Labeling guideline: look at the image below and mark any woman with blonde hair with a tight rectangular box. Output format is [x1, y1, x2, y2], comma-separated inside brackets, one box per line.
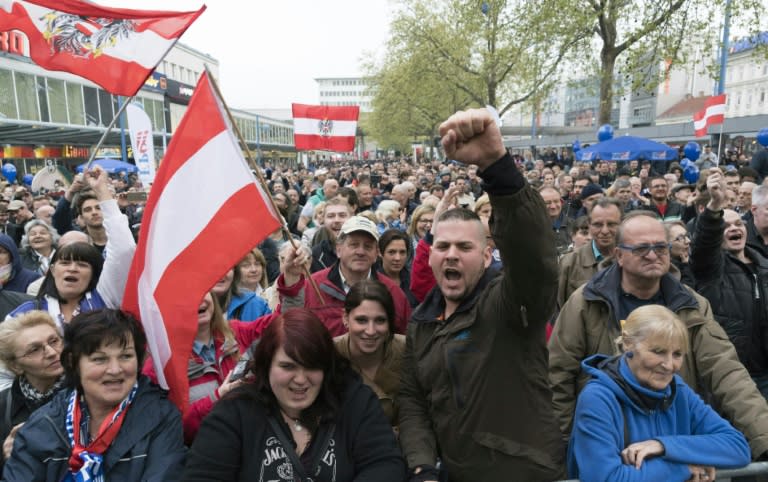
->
[375, 200, 405, 234]
[474, 193, 491, 218]
[0, 311, 65, 469]
[407, 204, 435, 253]
[235, 248, 269, 299]
[301, 201, 327, 249]
[568, 305, 750, 481]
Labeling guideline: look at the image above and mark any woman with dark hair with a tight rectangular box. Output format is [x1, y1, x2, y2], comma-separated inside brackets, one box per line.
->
[212, 266, 271, 322]
[9, 167, 135, 326]
[144, 291, 273, 444]
[3, 309, 186, 481]
[334, 280, 405, 426]
[377, 229, 418, 307]
[181, 308, 406, 482]
[0, 311, 65, 470]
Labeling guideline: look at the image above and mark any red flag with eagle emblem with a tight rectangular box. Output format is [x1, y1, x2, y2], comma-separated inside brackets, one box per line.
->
[0, 0, 205, 96]
[292, 103, 359, 152]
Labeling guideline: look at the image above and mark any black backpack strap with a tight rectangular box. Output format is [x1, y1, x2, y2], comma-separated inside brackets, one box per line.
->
[4, 386, 13, 430]
[622, 402, 630, 449]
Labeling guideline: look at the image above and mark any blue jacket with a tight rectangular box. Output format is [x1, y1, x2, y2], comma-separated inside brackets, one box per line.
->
[2, 376, 186, 482]
[568, 354, 750, 482]
[226, 291, 271, 322]
[0, 234, 40, 294]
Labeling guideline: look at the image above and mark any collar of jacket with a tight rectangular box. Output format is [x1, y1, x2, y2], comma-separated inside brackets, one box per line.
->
[583, 263, 700, 327]
[411, 268, 497, 324]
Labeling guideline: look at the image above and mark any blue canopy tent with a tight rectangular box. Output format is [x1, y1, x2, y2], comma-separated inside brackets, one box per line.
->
[575, 135, 678, 162]
[76, 158, 138, 174]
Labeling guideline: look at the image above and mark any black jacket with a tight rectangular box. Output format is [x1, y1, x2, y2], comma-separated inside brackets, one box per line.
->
[3, 376, 186, 482]
[747, 215, 768, 259]
[181, 372, 406, 482]
[691, 208, 768, 375]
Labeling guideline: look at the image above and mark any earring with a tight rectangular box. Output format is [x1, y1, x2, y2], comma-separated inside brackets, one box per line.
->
[625, 351, 634, 359]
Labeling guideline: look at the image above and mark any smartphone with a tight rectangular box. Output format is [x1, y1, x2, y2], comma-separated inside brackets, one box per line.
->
[125, 191, 148, 202]
[229, 357, 249, 382]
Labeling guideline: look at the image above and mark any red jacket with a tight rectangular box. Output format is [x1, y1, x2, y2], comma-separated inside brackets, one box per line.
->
[410, 237, 436, 304]
[143, 314, 275, 444]
[277, 264, 412, 336]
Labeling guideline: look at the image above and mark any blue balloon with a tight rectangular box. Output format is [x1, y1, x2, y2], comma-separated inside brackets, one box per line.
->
[680, 157, 692, 169]
[573, 140, 581, 152]
[22, 174, 33, 186]
[1, 163, 17, 184]
[683, 142, 701, 162]
[597, 124, 614, 142]
[683, 164, 700, 184]
[758, 128, 768, 147]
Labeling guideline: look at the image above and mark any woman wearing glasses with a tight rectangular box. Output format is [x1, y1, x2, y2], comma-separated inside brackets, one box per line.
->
[0, 311, 65, 470]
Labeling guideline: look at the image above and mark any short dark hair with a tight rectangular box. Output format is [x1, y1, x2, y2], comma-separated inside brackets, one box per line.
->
[61, 309, 147, 391]
[438, 207, 480, 224]
[74, 191, 98, 217]
[378, 229, 411, 258]
[39, 242, 103, 302]
[337, 187, 359, 209]
[589, 198, 623, 220]
[569, 215, 590, 236]
[239, 309, 350, 429]
[344, 280, 396, 336]
[648, 175, 667, 187]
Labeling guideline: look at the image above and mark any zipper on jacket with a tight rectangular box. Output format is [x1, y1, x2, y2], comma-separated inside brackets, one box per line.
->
[754, 274, 761, 300]
[521, 305, 528, 328]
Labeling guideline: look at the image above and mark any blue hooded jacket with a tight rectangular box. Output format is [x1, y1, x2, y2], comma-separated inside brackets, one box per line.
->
[226, 291, 271, 322]
[0, 233, 40, 294]
[568, 354, 750, 482]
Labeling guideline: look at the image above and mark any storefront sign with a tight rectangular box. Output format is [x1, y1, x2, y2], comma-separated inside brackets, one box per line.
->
[0, 30, 29, 57]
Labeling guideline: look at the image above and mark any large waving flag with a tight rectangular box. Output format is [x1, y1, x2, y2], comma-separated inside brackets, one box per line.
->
[693, 94, 727, 138]
[292, 103, 359, 152]
[122, 71, 281, 412]
[0, 0, 205, 96]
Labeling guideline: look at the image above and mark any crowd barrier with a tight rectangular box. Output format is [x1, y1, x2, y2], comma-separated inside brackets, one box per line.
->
[557, 461, 768, 481]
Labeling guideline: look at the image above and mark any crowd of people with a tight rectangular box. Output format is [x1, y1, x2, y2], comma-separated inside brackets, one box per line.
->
[0, 109, 766, 481]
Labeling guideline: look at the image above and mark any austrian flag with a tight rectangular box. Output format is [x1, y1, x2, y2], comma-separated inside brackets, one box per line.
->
[693, 94, 727, 138]
[292, 103, 359, 152]
[0, 0, 205, 96]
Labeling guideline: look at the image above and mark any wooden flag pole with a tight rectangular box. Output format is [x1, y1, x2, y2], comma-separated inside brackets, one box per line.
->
[202, 66, 324, 304]
[82, 94, 137, 172]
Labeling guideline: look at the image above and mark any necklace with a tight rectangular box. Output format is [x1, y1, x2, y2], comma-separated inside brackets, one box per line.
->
[281, 409, 303, 432]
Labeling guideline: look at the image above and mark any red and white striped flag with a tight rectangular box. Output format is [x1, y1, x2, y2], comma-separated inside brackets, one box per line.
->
[0, 0, 204, 96]
[292, 103, 359, 152]
[122, 71, 281, 412]
[693, 94, 727, 138]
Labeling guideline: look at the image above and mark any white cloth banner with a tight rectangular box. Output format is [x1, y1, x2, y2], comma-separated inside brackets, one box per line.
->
[127, 103, 156, 186]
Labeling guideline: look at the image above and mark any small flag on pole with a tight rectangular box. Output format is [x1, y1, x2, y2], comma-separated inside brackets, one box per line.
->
[0, 0, 205, 96]
[122, 71, 281, 413]
[292, 103, 359, 152]
[693, 94, 727, 138]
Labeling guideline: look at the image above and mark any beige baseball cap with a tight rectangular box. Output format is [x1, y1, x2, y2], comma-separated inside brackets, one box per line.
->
[339, 215, 379, 241]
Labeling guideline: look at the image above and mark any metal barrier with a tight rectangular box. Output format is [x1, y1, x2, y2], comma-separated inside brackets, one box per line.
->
[558, 461, 768, 481]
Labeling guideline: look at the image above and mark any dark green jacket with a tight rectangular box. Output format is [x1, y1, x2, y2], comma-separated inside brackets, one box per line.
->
[398, 155, 565, 481]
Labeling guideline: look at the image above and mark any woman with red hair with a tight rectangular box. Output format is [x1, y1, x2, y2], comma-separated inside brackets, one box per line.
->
[181, 308, 406, 482]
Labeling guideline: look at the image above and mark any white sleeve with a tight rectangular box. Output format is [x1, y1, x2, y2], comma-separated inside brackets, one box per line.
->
[96, 199, 136, 308]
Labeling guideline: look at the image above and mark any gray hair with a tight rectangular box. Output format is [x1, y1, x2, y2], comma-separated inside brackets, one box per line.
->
[752, 185, 768, 208]
[20, 219, 60, 250]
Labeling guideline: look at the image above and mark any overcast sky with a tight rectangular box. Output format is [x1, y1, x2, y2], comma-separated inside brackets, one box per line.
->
[100, 0, 393, 109]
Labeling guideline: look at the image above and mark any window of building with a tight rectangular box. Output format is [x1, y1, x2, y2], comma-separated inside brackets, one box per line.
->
[14, 71, 39, 121]
[0, 69, 16, 119]
[47, 78, 68, 124]
[761, 91, 766, 104]
[66, 82, 84, 125]
[97, 89, 113, 126]
[83, 86, 100, 126]
[35, 76, 49, 122]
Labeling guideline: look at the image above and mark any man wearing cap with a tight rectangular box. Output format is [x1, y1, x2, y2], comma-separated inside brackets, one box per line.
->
[576, 183, 604, 217]
[279, 214, 412, 337]
[5, 200, 34, 247]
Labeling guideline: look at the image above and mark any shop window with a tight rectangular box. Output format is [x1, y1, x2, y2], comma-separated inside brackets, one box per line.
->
[66, 82, 85, 125]
[47, 78, 67, 124]
[14, 71, 39, 121]
[98, 89, 113, 126]
[0, 69, 16, 119]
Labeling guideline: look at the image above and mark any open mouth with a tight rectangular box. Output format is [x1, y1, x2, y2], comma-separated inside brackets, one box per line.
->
[102, 379, 124, 388]
[63, 276, 79, 283]
[444, 268, 461, 281]
[727, 232, 744, 242]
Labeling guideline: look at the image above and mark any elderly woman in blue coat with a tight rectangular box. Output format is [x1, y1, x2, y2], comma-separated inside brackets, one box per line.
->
[568, 304, 750, 482]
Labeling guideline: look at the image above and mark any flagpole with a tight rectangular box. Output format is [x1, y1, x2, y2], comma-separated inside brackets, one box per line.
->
[716, 122, 725, 165]
[83, 94, 137, 172]
[202, 66, 325, 304]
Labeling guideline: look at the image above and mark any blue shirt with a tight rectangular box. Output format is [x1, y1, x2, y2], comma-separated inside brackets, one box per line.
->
[591, 240, 604, 262]
[192, 339, 216, 364]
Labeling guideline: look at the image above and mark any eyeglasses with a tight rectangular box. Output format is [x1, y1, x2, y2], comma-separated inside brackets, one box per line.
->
[673, 234, 690, 243]
[418, 219, 433, 225]
[618, 242, 671, 257]
[17, 336, 62, 360]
